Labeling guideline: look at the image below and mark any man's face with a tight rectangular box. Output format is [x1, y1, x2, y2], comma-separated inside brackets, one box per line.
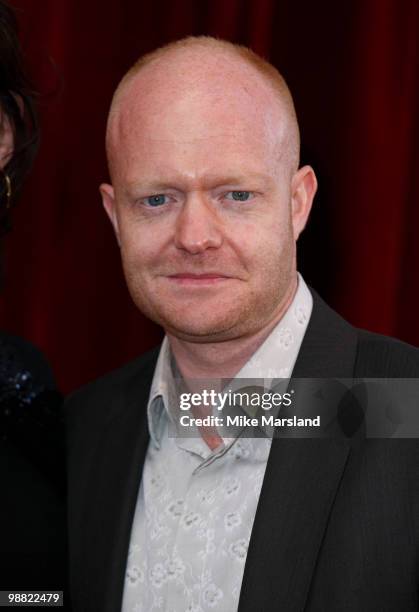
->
[102, 64, 315, 343]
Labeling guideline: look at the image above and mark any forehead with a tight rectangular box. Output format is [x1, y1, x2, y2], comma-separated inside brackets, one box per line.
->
[107, 51, 288, 182]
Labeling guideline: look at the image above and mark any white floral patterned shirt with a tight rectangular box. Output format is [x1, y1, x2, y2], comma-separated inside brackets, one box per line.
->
[121, 274, 312, 612]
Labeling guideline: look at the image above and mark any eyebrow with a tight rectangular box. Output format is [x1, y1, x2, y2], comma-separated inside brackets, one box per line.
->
[124, 173, 271, 196]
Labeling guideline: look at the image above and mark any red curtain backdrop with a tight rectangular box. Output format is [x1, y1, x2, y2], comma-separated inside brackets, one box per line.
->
[0, 0, 418, 393]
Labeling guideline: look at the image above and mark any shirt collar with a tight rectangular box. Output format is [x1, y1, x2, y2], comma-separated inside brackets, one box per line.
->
[234, 272, 312, 380]
[147, 273, 313, 447]
[147, 336, 173, 448]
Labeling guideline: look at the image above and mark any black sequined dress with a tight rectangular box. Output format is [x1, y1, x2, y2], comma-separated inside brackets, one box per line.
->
[0, 332, 68, 599]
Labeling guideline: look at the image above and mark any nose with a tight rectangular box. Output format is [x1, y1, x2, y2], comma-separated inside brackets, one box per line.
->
[174, 193, 223, 254]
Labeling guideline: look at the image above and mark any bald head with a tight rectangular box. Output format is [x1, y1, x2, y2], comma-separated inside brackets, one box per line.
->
[106, 36, 300, 180]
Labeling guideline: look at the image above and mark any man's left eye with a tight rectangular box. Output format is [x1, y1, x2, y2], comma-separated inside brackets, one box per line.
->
[225, 191, 253, 202]
[144, 194, 169, 207]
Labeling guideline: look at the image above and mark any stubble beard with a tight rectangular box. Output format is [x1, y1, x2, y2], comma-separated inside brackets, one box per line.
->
[122, 245, 295, 344]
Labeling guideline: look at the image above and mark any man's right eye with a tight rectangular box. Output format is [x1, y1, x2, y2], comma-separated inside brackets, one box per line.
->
[143, 194, 169, 207]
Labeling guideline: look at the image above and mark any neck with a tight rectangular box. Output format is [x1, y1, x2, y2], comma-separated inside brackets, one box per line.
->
[168, 276, 298, 380]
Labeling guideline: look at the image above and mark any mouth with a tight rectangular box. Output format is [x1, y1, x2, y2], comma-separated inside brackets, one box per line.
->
[166, 273, 232, 286]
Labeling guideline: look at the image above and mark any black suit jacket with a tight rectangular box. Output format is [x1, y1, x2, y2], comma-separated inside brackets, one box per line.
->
[65, 291, 419, 611]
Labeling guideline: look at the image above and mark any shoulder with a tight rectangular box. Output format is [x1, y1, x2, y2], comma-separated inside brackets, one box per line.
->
[66, 344, 160, 401]
[0, 331, 60, 430]
[64, 344, 160, 427]
[0, 333, 64, 484]
[354, 328, 419, 377]
[64, 345, 159, 466]
[0, 331, 55, 388]
[307, 288, 419, 377]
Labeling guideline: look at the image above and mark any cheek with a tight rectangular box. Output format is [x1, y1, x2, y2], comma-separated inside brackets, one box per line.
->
[231, 214, 292, 268]
[118, 219, 164, 266]
[118, 206, 176, 251]
[117, 233, 150, 287]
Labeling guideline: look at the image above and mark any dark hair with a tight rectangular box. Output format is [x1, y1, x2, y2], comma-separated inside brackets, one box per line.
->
[0, 0, 39, 235]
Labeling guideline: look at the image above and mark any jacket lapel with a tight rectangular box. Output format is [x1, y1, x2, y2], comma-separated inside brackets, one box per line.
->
[238, 291, 358, 612]
[80, 353, 157, 612]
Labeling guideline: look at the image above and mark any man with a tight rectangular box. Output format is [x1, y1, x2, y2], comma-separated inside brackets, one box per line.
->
[65, 37, 419, 612]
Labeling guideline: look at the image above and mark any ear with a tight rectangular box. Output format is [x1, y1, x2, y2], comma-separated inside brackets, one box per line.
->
[100, 183, 121, 247]
[290, 165, 318, 240]
[0, 113, 14, 168]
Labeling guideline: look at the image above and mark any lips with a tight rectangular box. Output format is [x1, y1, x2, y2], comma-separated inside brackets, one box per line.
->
[166, 272, 231, 285]
[169, 273, 229, 279]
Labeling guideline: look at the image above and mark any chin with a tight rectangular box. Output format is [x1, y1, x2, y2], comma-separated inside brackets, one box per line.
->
[167, 319, 236, 341]
[148, 307, 242, 341]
